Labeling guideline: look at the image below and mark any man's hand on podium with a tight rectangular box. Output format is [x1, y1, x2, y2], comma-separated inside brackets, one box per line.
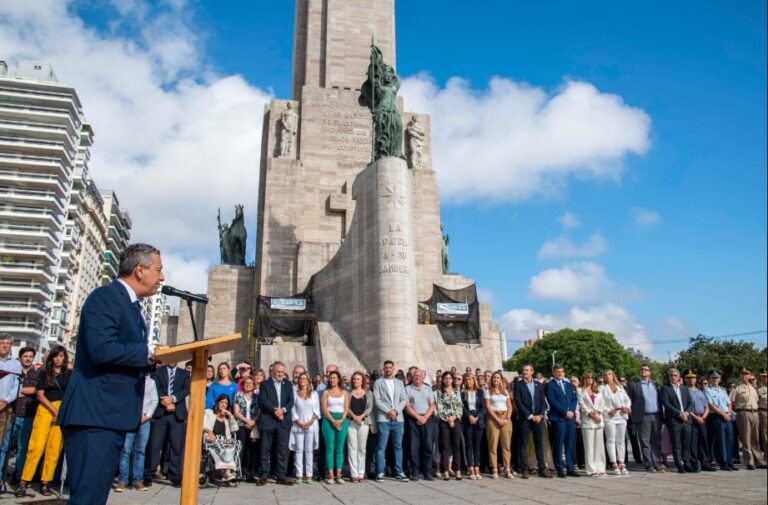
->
[148, 345, 168, 366]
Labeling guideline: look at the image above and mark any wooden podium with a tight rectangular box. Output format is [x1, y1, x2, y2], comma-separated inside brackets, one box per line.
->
[155, 333, 241, 505]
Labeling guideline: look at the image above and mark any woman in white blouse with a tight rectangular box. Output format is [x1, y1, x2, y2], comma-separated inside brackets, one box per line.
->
[290, 373, 320, 483]
[577, 372, 606, 477]
[203, 395, 240, 482]
[600, 369, 632, 475]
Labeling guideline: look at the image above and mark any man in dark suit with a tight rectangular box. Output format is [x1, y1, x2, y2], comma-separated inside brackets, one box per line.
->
[545, 364, 580, 478]
[58, 244, 164, 505]
[627, 363, 664, 472]
[514, 364, 554, 478]
[146, 362, 190, 486]
[660, 368, 695, 473]
[256, 361, 295, 486]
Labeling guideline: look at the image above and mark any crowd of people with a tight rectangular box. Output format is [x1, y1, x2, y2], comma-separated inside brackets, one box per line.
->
[0, 335, 766, 496]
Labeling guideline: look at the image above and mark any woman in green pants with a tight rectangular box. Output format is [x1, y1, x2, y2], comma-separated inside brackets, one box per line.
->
[321, 371, 350, 484]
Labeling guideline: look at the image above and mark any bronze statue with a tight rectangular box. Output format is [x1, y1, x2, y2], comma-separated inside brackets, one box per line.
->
[217, 205, 247, 265]
[441, 223, 450, 274]
[360, 42, 405, 161]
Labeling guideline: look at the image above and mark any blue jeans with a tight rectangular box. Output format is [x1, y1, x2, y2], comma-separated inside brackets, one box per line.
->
[117, 421, 151, 484]
[0, 415, 34, 481]
[376, 421, 404, 475]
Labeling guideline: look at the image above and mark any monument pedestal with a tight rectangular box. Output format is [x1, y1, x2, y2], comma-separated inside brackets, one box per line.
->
[201, 265, 254, 363]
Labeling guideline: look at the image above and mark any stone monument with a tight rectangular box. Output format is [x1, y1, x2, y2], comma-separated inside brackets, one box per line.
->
[192, 0, 503, 373]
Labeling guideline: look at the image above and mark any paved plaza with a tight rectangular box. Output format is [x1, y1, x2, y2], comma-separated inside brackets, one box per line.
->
[12, 466, 766, 505]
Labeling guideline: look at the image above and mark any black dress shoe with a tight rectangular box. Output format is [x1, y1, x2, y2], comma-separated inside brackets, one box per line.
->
[701, 466, 718, 471]
[729, 465, 739, 471]
[677, 466, 685, 474]
[557, 471, 566, 478]
[276, 478, 294, 486]
[566, 470, 581, 477]
[684, 465, 696, 473]
[521, 471, 530, 479]
[171, 481, 182, 488]
[424, 474, 434, 481]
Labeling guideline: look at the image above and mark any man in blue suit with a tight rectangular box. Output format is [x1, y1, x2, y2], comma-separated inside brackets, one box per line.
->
[545, 364, 580, 478]
[513, 364, 554, 478]
[58, 244, 164, 505]
[256, 361, 295, 486]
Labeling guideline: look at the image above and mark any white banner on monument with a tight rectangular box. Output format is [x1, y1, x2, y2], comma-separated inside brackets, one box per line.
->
[270, 298, 307, 311]
[436, 302, 469, 315]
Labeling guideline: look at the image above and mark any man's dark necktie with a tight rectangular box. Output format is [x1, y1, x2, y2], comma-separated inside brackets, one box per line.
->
[133, 301, 147, 341]
[169, 367, 175, 398]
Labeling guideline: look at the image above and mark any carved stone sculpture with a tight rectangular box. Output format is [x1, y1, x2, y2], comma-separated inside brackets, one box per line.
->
[441, 223, 450, 274]
[360, 43, 405, 161]
[407, 116, 425, 169]
[218, 205, 247, 265]
[278, 102, 298, 158]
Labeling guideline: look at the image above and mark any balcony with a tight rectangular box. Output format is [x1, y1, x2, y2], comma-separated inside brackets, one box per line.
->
[0, 153, 71, 179]
[0, 102, 79, 133]
[0, 299, 47, 317]
[0, 242, 56, 264]
[0, 186, 66, 213]
[0, 319, 46, 340]
[0, 260, 55, 282]
[0, 204, 63, 229]
[0, 278, 53, 299]
[0, 167, 69, 197]
[0, 119, 77, 152]
[0, 135, 75, 164]
[0, 222, 58, 246]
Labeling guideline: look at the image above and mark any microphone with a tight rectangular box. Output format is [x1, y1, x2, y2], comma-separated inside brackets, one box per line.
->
[161, 285, 209, 305]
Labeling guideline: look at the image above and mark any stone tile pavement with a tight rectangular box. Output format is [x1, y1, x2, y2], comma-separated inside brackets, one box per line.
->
[10, 465, 766, 505]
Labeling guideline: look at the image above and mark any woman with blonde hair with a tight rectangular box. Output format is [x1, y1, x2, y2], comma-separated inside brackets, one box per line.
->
[485, 371, 514, 479]
[577, 371, 606, 477]
[290, 372, 320, 483]
[601, 369, 631, 475]
[347, 371, 374, 482]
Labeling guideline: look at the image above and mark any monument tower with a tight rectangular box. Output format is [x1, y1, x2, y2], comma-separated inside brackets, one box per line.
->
[247, 0, 504, 373]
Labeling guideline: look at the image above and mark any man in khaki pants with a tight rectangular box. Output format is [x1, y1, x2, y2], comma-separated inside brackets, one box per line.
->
[730, 367, 766, 469]
[758, 369, 767, 454]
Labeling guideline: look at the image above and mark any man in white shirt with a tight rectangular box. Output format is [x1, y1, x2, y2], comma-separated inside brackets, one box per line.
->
[115, 374, 159, 491]
[0, 335, 22, 454]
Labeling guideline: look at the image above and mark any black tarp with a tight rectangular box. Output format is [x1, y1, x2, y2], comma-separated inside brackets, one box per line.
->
[255, 292, 314, 344]
[421, 283, 480, 345]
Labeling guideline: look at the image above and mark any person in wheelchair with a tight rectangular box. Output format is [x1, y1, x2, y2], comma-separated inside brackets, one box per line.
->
[203, 394, 241, 483]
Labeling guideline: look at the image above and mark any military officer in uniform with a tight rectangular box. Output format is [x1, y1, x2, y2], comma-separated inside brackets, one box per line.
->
[730, 367, 766, 469]
[758, 369, 767, 453]
[684, 370, 717, 471]
[705, 371, 737, 471]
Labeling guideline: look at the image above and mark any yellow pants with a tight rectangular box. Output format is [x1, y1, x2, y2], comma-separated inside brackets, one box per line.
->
[22, 401, 63, 482]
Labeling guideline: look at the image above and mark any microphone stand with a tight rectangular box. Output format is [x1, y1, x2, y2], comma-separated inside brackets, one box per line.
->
[187, 299, 200, 342]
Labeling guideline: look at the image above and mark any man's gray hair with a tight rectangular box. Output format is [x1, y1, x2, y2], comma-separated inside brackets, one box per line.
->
[118, 243, 160, 277]
[0, 333, 12, 342]
[668, 368, 680, 377]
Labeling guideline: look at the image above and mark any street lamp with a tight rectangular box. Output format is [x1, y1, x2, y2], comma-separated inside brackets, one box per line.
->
[551, 350, 558, 368]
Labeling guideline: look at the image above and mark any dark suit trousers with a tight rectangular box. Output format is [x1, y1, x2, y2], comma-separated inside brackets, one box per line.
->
[690, 419, 709, 467]
[148, 413, 185, 482]
[260, 427, 290, 480]
[667, 420, 692, 469]
[550, 419, 576, 472]
[462, 421, 483, 468]
[406, 416, 434, 477]
[517, 419, 545, 471]
[62, 426, 125, 505]
[637, 413, 662, 469]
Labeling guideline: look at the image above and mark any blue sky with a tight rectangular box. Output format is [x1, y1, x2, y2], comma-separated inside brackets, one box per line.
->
[3, 0, 764, 359]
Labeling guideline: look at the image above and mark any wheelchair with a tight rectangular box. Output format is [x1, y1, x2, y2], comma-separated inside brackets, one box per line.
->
[199, 436, 241, 488]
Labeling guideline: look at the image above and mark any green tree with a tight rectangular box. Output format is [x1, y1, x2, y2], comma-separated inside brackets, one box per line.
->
[675, 335, 767, 386]
[503, 328, 643, 380]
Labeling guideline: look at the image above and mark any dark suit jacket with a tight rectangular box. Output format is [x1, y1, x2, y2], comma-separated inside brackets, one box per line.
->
[257, 378, 294, 430]
[152, 366, 190, 421]
[660, 384, 693, 425]
[545, 379, 578, 422]
[514, 379, 547, 420]
[627, 379, 663, 424]
[461, 389, 486, 429]
[58, 281, 149, 431]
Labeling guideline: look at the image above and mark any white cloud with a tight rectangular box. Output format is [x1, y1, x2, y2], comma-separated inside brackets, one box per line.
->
[499, 303, 652, 353]
[630, 207, 661, 226]
[559, 212, 581, 229]
[0, 0, 271, 289]
[400, 74, 651, 202]
[538, 232, 608, 259]
[662, 316, 691, 337]
[528, 262, 614, 303]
